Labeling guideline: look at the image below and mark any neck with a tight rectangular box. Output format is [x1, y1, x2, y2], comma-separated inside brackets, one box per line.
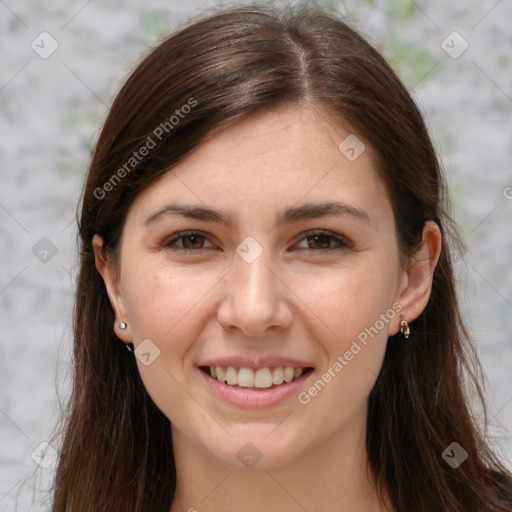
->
[168, 405, 394, 512]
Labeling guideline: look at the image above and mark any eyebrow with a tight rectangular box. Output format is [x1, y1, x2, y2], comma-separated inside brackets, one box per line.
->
[144, 201, 372, 228]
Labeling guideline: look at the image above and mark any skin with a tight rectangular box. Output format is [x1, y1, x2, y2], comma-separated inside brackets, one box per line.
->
[93, 104, 441, 512]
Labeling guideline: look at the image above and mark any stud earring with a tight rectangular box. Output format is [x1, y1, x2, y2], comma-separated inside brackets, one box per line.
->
[400, 316, 410, 339]
[116, 323, 133, 353]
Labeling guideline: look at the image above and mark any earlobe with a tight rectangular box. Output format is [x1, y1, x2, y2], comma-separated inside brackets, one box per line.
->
[393, 221, 442, 332]
[92, 234, 132, 343]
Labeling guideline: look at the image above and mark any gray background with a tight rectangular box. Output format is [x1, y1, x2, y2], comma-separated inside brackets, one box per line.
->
[0, 0, 511, 509]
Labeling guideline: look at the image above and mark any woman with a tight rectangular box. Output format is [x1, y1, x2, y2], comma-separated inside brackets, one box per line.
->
[47, 2, 512, 511]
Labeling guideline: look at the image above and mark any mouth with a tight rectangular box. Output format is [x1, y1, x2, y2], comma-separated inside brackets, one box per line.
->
[199, 365, 315, 390]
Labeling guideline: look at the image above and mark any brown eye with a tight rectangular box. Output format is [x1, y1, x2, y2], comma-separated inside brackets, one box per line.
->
[295, 230, 350, 252]
[306, 233, 331, 250]
[179, 234, 206, 249]
[164, 231, 215, 252]
[163, 229, 349, 255]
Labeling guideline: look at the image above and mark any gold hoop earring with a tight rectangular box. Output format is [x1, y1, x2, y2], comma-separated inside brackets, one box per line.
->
[400, 316, 410, 339]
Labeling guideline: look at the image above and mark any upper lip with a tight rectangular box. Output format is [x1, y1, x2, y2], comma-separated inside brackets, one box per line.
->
[199, 356, 315, 370]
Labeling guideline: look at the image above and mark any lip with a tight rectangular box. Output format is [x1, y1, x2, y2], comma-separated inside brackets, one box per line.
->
[198, 366, 314, 409]
[199, 356, 314, 370]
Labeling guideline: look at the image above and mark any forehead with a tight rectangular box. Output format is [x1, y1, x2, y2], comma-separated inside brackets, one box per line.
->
[128, 105, 390, 227]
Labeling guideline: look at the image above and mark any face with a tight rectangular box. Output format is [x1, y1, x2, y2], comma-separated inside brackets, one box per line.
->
[96, 105, 419, 469]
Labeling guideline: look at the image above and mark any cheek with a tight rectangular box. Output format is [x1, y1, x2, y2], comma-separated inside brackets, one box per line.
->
[293, 255, 399, 418]
[291, 255, 398, 404]
[292, 257, 399, 349]
[123, 263, 213, 339]
[120, 259, 220, 421]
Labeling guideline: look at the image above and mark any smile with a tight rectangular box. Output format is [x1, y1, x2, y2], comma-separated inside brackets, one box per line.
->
[198, 364, 315, 408]
[199, 365, 314, 389]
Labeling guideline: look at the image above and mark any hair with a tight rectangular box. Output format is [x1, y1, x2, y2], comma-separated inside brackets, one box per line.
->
[40, 2, 512, 511]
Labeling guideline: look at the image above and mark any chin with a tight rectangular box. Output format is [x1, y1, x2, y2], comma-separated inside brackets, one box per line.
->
[206, 430, 305, 470]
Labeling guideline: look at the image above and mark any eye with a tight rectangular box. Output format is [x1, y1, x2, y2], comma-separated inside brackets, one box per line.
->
[164, 229, 350, 255]
[293, 230, 350, 253]
[163, 231, 215, 253]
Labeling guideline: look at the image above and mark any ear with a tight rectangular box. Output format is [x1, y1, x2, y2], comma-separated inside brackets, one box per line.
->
[391, 220, 442, 335]
[92, 234, 133, 343]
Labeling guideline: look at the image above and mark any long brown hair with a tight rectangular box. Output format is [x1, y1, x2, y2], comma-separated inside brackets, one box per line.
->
[42, 2, 512, 511]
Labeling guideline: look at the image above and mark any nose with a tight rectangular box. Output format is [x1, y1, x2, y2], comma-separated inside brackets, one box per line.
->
[216, 248, 293, 336]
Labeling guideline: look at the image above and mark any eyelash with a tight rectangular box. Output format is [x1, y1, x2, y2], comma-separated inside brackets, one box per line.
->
[163, 229, 350, 254]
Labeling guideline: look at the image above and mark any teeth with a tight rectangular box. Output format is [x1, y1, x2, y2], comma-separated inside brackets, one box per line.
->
[207, 365, 308, 388]
[216, 366, 226, 383]
[272, 366, 284, 385]
[225, 366, 238, 385]
[284, 367, 295, 383]
[237, 367, 255, 387]
[254, 368, 273, 388]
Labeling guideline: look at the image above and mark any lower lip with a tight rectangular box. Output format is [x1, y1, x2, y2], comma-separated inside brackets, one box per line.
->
[198, 368, 313, 408]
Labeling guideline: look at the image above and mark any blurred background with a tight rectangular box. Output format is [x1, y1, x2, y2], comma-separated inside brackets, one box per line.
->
[0, 0, 511, 509]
